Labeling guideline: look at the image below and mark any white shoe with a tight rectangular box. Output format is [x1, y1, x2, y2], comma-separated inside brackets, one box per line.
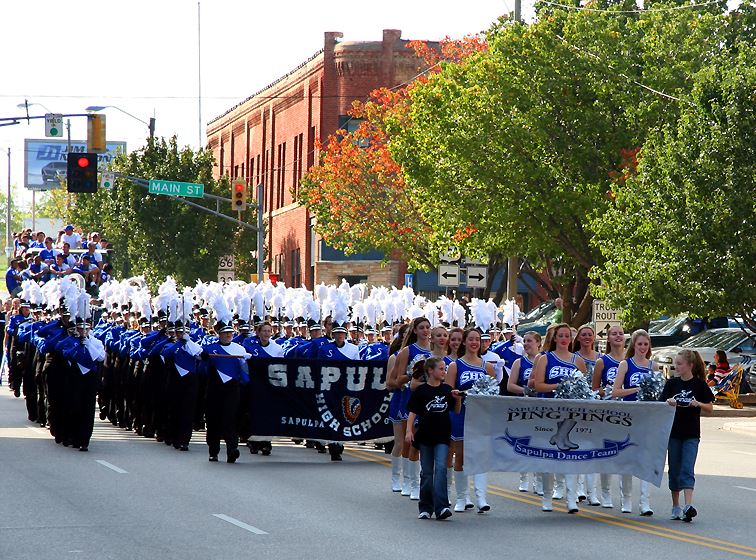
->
[408, 460, 420, 500]
[453, 471, 469, 512]
[518, 473, 529, 492]
[553, 489, 564, 500]
[410, 487, 420, 500]
[670, 506, 683, 520]
[391, 456, 402, 492]
[400, 458, 411, 496]
[418, 511, 431, 519]
[588, 492, 600, 506]
[640, 507, 654, 517]
[542, 499, 553, 512]
[474, 473, 490, 513]
[454, 498, 467, 512]
[567, 500, 579, 514]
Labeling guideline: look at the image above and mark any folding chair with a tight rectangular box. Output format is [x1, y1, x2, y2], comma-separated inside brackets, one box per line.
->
[711, 365, 744, 409]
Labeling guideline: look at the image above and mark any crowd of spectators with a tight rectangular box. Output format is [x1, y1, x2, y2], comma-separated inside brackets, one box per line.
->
[5, 225, 112, 297]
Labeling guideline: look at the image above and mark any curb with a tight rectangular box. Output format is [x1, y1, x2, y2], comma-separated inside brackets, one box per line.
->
[711, 405, 756, 418]
[721, 421, 756, 437]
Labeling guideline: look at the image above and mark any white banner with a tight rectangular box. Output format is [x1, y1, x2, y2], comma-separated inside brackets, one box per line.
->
[463, 395, 675, 486]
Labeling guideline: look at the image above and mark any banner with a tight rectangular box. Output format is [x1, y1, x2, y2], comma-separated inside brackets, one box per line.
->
[463, 396, 675, 486]
[247, 358, 393, 441]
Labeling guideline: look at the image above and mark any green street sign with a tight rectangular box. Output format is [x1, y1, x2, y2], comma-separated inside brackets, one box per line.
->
[148, 179, 205, 198]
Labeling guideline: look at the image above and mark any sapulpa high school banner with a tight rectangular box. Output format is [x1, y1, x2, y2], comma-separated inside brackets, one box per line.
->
[463, 396, 676, 486]
[247, 358, 393, 441]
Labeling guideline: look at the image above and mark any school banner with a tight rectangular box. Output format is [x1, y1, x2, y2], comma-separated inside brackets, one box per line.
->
[463, 396, 675, 486]
[247, 358, 393, 441]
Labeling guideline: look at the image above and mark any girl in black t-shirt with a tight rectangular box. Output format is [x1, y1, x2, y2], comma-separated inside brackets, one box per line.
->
[661, 349, 714, 523]
[406, 357, 462, 520]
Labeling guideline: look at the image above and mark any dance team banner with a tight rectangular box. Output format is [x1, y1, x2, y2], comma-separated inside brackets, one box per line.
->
[463, 396, 675, 486]
[247, 358, 393, 441]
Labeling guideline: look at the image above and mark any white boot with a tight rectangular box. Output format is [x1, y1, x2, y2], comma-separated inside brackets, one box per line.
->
[400, 457, 411, 496]
[474, 473, 490, 513]
[586, 474, 600, 506]
[390, 456, 402, 492]
[620, 475, 633, 513]
[453, 471, 469, 512]
[409, 460, 420, 500]
[541, 473, 554, 511]
[577, 474, 587, 501]
[639, 480, 653, 516]
[534, 473, 544, 496]
[565, 474, 579, 513]
[518, 472, 529, 492]
[553, 474, 565, 500]
[600, 474, 613, 508]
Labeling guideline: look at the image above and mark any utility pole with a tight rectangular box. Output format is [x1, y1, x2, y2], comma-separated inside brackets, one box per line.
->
[515, 0, 521, 22]
[197, 1, 203, 151]
[6, 147, 11, 265]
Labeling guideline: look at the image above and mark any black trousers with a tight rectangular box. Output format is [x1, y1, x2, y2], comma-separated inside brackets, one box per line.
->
[70, 369, 98, 448]
[166, 369, 198, 447]
[22, 350, 39, 422]
[205, 376, 240, 458]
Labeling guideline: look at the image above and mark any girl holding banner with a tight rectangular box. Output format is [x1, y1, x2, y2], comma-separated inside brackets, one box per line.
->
[532, 323, 587, 513]
[612, 329, 657, 516]
[387, 324, 411, 493]
[446, 329, 496, 513]
[572, 325, 601, 506]
[592, 324, 626, 508]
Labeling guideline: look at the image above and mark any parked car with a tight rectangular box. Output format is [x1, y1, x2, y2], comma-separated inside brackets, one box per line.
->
[517, 301, 558, 337]
[652, 328, 756, 378]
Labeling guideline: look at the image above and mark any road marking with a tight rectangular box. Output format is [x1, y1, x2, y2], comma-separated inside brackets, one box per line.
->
[736, 486, 756, 492]
[344, 448, 756, 557]
[731, 450, 756, 457]
[27, 426, 47, 435]
[95, 460, 128, 474]
[212, 514, 268, 535]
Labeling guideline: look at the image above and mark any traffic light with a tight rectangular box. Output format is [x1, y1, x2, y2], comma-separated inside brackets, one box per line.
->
[87, 114, 106, 153]
[67, 153, 98, 193]
[232, 178, 247, 211]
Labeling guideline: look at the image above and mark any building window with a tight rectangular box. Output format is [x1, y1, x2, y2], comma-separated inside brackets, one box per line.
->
[276, 142, 286, 209]
[233, 165, 239, 178]
[291, 247, 301, 288]
[248, 157, 254, 183]
[292, 132, 304, 200]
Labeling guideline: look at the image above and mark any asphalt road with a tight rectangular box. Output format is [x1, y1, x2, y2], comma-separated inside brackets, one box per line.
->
[1, 389, 755, 560]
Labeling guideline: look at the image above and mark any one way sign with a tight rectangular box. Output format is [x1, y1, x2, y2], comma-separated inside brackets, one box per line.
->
[466, 265, 487, 289]
[438, 264, 460, 287]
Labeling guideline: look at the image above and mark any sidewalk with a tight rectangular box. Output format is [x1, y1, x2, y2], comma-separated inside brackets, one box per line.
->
[711, 402, 756, 418]
[721, 420, 756, 438]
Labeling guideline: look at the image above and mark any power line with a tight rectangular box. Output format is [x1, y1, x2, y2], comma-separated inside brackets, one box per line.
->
[538, 0, 723, 13]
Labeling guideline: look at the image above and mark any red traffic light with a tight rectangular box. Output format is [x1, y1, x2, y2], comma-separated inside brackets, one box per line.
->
[77, 156, 91, 168]
[234, 183, 244, 193]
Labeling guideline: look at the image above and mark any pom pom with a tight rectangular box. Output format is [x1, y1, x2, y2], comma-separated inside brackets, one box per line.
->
[637, 372, 665, 401]
[466, 375, 500, 396]
[554, 371, 598, 400]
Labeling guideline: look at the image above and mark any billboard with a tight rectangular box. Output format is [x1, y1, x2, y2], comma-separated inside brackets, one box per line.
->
[24, 139, 127, 190]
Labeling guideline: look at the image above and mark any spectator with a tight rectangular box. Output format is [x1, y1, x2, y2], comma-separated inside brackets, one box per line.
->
[28, 254, 48, 282]
[82, 232, 103, 250]
[712, 350, 730, 384]
[30, 231, 46, 249]
[38, 237, 60, 265]
[56, 229, 65, 246]
[14, 232, 31, 258]
[73, 254, 100, 288]
[60, 225, 82, 249]
[100, 262, 113, 283]
[84, 242, 101, 266]
[60, 242, 77, 267]
[552, 297, 564, 324]
[50, 254, 72, 278]
[5, 259, 23, 297]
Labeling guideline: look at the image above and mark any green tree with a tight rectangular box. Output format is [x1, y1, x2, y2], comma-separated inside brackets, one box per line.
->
[72, 137, 258, 288]
[592, 43, 756, 330]
[0, 189, 30, 254]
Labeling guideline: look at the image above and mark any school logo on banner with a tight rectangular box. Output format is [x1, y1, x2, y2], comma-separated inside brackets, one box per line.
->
[342, 396, 362, 424]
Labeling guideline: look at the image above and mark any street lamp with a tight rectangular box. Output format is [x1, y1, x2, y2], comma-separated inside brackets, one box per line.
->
[17, 100, 53, 113]
[85, 105, 155, 138]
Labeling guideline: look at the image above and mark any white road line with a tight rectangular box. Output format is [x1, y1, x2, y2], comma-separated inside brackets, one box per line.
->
[95, 460, 128, 474]
[731, 450, 756, 457]
[27, 426, 47, 435]
[212, 514, 268, 535]
[735, 486, 756, 492]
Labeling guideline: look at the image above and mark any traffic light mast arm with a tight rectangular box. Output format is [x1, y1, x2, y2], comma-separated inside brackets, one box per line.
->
[0, 113, 91, 125]
[115, 173, 259, 231]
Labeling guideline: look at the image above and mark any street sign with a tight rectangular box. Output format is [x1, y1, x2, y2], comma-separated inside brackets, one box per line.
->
[148, 179, 205, 198]
[404, 273, 414, 289]
[466, 265, 488, 288]
[440, 248, 461, 263]
[438, 264, 460, 287]
[101, 172, 114, 189]
[464, 257, 488, 267]
[218, 254, 235, 270]
[218, 270, 235, 285]
[44, 113, 63, 137]
[593, 300, 622, 340]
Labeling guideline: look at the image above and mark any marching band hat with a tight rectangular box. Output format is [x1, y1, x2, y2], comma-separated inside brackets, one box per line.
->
[199, 308, 209, 318]
[175, 321, 186, 332]
[238, 320, 250, 330]
[20, 300, 31, 308]
[308, 319, 323, 331]
[380, 321, 393, 332]
[502, 324, 514, 333]
[283, 317, 295, 328]
[215, 321, 235, 334]
[332, 322, 348, 334]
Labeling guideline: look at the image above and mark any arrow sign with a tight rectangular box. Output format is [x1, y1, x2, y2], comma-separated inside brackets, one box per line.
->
[466, 265, 488, 288]
[438, 264, 460, 287]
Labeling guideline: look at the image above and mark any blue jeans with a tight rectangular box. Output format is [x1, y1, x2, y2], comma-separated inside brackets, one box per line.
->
[418, 442, 450, 515]
[667, 437, 699, 491]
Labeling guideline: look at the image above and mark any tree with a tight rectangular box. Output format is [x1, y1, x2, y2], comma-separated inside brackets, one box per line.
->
[591, 42, 756, 330]
[72, 137, 258, 288]
[35, 188, 71, 222]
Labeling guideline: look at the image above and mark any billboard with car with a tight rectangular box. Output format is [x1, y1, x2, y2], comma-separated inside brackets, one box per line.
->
[24, 138, 127, 190]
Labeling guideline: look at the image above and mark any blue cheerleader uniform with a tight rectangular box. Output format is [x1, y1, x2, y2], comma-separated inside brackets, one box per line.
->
[516, 355, 534, 389]
[621, 357, 654, 401]
[450, 357, 489, 441]
[599, 354, 621, 387]
[537, 352, 580, 398]
[397, 343, 433, 421]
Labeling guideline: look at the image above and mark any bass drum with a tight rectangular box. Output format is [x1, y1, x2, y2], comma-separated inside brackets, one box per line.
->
[68, 273, 86, 290]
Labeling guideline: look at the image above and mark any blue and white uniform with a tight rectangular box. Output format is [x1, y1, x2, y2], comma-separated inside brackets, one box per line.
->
[598, 354, 621, 388]
[316, 340, 361, 361]
[538, 352, 580, 398]
[450, 358, 489, 440]
[515, 355, 535, 389]
[397, 343, 432, 421]
[621, 358, 654, 402]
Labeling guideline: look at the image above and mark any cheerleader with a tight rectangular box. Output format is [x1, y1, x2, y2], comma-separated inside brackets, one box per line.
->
[611, 329, 657, 516]
[532, 323, 587, 513]
[391, 317, 433, 500]
[387, 324, 410, 492]
[445, 327, 464, 491]
[446, 328, 496, 513]
[571, 324, 601, 506]
[507, 331, 541, 492]
[591, 325, 625, 508]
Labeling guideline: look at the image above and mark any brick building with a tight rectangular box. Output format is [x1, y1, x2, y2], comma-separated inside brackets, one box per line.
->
[207, 30, 435, 289]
